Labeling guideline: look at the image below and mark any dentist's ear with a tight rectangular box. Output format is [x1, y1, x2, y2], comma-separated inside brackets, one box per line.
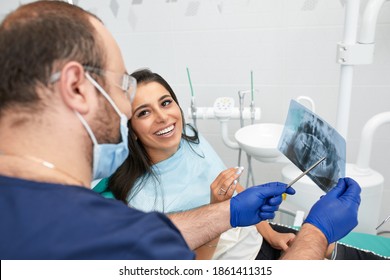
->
[57, 61, 94, 114]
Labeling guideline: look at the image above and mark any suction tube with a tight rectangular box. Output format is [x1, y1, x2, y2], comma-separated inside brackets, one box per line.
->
[356, 112, 390, 170]
[220, 120, 240, 150]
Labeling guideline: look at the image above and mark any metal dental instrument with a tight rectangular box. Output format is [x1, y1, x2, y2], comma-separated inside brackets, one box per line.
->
[376, 214, 390, 230]
[186, 67, 197, 129]
[287, 157, 326, 187]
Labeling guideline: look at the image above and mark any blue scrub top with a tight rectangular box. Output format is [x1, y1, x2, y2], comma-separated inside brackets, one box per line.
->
[0, 175, 195, 260]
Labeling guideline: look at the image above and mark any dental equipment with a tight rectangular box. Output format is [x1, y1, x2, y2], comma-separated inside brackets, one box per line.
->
[250, 70, 255, 126]
[186, 81, 261, 187]
[287, 157, 326, 188]
[356, 112, 390, 171]
[187, 96, 260, 150]
[376, 214, 390, 230]
[186, 67, 197, 129]
[238, 91, 246, 128]
[336, 0, 389, 139]
[282, 0, 390, 235]
[214, 97, 241, 150]
[235, 71, 258, 187]
[246, 71, 256, 186]
[296, 96, 316, 113]
[237, 90, 246, 170]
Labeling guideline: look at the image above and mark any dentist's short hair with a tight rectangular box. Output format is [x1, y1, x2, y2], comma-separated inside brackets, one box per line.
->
[0, 0, 105, 114]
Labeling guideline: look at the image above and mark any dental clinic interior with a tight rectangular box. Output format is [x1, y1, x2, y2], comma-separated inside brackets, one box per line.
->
[2, 0, 389, 253]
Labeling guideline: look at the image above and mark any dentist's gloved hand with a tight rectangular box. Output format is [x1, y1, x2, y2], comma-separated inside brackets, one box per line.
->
[230, 182, 295, 227]
[304, 177, 361, 244]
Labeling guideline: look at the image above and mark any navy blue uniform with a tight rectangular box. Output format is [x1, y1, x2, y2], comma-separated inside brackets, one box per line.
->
[0, 175, 194, 260]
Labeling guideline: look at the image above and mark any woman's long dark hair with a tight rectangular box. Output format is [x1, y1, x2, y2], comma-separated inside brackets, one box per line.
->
[108, 68, 199, 203]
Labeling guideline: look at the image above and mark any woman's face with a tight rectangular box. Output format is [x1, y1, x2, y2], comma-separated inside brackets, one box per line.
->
[130, 81, 183, 163]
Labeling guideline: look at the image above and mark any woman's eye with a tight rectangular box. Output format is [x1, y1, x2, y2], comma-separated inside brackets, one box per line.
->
[137, 110, 149, 118]
[161, 99, 172, 107]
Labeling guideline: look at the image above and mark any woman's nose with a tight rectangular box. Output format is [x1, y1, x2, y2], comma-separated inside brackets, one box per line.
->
[154, 109, 168, 123]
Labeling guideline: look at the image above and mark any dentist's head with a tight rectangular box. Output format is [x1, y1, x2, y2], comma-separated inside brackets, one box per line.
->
[0, 1, 135, 186]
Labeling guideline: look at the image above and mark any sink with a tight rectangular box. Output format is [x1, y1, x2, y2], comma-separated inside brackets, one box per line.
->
[234, 123, 287, 162]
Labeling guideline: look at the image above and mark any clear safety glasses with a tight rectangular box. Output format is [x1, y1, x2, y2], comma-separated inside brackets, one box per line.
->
[83, 66, 137, 103]
[49, 65, 137, 103]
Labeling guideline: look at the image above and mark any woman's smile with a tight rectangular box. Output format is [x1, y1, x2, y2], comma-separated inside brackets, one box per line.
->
[155, 124, 175, 137]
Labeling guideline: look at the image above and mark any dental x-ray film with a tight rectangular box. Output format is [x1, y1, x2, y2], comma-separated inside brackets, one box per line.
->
[278, 100, 346, 193]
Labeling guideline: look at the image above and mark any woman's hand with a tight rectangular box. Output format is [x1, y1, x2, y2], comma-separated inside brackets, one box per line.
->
[266, 231, 296, 251]
[257, 221, 296, 251]
[210, 167, 244, 204]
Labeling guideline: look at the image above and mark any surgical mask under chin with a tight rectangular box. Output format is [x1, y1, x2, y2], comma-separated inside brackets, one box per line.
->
[77, 73, 129, 180]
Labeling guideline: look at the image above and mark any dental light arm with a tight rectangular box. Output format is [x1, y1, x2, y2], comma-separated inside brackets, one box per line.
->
[359, 0, 389, 44]
[336, 0, 389, 138]
[356, 112, 390, 171]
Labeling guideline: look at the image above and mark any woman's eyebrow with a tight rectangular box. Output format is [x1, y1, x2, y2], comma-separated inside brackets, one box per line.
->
[133, 104, 148, 114]
[159, 94, 171, 101]
[133, 94, 171, 113]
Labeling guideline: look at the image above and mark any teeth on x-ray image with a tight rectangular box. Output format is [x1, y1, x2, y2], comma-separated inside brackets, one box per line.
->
[278, 100, 346, 193]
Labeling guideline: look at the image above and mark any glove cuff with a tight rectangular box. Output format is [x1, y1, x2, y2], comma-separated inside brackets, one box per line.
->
[230, 199, 238, 228]
[303, 218, 331, 244]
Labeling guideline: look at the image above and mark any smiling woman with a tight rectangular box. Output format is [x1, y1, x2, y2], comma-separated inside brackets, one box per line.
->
[92, 68, 297, 260]
[130, 81, 183, 164]
[93, 68, 201, 205]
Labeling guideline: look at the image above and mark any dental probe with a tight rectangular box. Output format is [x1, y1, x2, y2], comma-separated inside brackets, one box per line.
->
[287, 157, 326, 188]
[376, 214, 390, 230]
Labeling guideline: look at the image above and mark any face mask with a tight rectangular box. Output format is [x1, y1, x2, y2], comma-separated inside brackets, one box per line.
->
[76, 72, 129, 180]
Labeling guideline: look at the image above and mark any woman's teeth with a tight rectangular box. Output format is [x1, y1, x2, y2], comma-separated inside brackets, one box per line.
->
[155, 125, 174, 136]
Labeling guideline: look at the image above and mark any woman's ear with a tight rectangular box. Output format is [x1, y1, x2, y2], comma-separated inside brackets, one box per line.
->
[58, 62, 94, 114]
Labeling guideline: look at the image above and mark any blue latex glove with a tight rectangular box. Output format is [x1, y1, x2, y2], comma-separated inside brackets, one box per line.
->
[304, 177, 361, 244]
[230, 182, 295, 227]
